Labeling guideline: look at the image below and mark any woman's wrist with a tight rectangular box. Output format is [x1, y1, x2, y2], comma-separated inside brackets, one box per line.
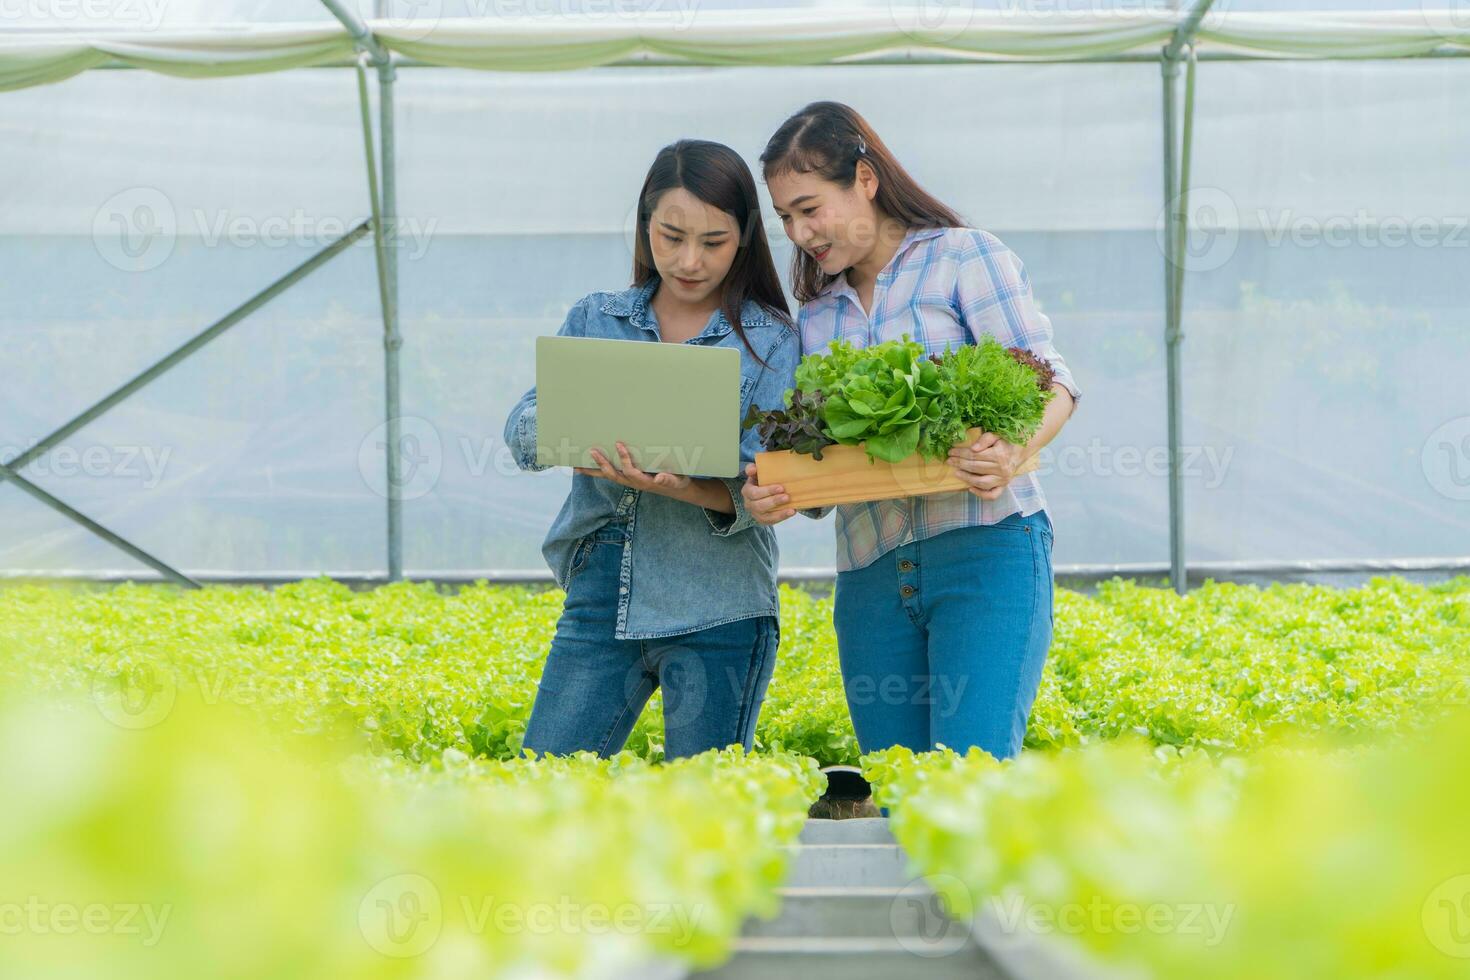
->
[693, 477, 736, 513]
[655, 476, 734, 513]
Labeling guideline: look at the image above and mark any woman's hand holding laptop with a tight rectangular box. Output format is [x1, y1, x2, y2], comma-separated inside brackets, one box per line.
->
[573, 441, 692, 493]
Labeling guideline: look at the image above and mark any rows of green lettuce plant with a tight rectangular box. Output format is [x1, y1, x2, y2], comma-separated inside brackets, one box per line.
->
[2, 575, 1466, 767]
[859, 576, 1470, 978]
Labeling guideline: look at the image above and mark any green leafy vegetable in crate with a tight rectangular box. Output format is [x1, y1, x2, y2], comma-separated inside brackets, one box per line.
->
[742, 333, 1057, 463]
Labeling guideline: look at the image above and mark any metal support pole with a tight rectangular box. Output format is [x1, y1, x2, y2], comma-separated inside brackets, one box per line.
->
[1159, 0, 1214, 595]
[1161, 53, 1184, 595]
[323, 0, 403, 582]
[318, 0, 390, 64]
[353, 53, 403, 583]
[378, 57, 403, 583]
[0, 468, 200, 587]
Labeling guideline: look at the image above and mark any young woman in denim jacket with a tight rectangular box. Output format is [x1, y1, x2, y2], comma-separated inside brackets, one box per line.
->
[741, 102, 1082, 764]
[503, 140, 800, 761]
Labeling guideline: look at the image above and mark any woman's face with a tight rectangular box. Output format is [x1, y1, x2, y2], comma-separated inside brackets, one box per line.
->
[646, 187, 740, 306]
[767, 166, 879, 276]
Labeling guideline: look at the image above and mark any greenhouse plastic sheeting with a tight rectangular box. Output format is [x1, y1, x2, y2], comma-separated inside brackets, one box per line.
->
[2, 6, 1468, 577]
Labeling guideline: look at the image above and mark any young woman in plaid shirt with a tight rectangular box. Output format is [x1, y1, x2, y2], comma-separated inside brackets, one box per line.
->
[742, 102, 1081, 763]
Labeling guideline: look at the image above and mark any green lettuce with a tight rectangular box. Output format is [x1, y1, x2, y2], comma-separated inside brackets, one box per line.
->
[747, 333, 1056, 463]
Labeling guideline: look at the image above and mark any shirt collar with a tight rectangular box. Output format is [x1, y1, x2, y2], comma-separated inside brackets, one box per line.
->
[600, 278, 776, 338]
[817, 225, 949, 300]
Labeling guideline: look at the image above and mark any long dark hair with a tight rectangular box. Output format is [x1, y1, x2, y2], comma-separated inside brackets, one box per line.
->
[760, 101, 965, 303]
[632, 140, 792, 368]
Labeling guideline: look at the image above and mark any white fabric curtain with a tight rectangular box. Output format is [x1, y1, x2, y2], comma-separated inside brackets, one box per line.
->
[4, 10, 1470, 93]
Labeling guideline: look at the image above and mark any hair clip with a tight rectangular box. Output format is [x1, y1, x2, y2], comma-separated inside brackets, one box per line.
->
[855, 137, 867, 157]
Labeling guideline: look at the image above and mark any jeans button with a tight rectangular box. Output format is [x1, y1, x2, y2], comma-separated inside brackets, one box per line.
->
[898, 559, 914, 572]
[900, 584, 915, 598]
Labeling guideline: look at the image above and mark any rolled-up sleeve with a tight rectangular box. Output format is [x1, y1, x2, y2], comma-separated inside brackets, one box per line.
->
[956, 230, 1081, 413]
[503, 397, 548, 472]
[502, 294, 595, 473]
[704, 474, 756, 536]
[704, 326, 800, 537]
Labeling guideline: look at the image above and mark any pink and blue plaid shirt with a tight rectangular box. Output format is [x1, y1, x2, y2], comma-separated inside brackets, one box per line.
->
[797, 226, 1081, 572]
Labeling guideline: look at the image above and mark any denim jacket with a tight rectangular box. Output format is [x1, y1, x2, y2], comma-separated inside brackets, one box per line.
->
[503, 279, 801, 640]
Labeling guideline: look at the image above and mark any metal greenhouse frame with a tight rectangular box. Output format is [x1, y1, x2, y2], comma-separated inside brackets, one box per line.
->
[2, 2, 1467, 594]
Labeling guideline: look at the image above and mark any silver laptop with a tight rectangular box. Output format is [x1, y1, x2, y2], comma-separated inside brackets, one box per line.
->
[535, 335, 742, 479]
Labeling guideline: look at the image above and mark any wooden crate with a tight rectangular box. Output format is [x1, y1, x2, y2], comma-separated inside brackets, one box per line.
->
[753, 427, 1040, 510]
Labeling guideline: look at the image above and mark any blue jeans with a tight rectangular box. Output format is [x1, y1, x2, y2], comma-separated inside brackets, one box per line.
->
[521, 517, 780, 760]
[833, 509, 1054, 762]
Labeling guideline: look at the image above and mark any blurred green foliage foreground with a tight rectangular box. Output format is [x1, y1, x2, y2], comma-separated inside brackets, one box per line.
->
[0, 574, 1466, 979]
